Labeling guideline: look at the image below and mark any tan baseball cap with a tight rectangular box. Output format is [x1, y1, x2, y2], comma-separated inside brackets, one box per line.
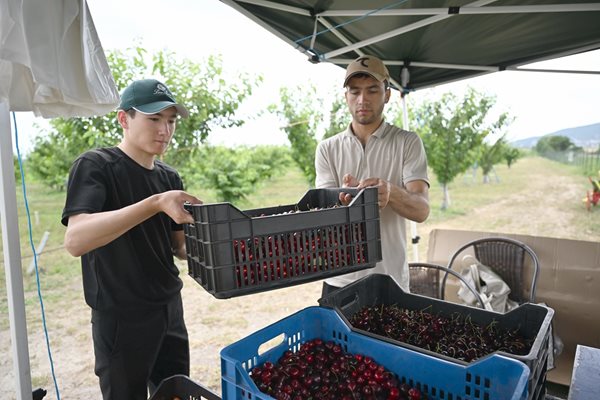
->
[343, 55, 390, 87]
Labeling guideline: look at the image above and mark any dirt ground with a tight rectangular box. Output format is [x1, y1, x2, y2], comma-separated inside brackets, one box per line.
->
[1, 162, 597, 399]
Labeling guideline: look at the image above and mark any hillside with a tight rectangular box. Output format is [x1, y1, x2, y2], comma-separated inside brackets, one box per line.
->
[511, 122, 600, 148]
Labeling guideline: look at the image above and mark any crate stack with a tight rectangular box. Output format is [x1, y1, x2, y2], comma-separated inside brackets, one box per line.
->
[178, 189, 554, 400]
[318, 273, 554, 400]
[220, 306, 530, 400]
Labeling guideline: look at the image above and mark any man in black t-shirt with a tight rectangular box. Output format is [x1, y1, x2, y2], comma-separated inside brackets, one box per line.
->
[62, 79, 202, 400]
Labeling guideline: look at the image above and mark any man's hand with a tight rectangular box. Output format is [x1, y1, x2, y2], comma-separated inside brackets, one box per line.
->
[339, 173, 360, 205]
[156, 190, 203, 224]
[342, 173, 360, 188]
[338, 174, 390, 209]
[357, 178, 391, 209]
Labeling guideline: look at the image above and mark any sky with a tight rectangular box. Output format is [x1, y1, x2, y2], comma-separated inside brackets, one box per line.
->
[11, 0, 600, 153]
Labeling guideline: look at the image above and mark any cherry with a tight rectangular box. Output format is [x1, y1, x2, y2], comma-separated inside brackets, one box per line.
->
[249, 338, 423, 399]
[349, 304, 533, 362]
[408, 387, 422, 400]
[388, 386, 401, 399]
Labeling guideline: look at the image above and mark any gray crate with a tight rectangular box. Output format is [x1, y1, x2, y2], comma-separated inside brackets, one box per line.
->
[184, 188, 381, 299]
[318, 273, 554, 400]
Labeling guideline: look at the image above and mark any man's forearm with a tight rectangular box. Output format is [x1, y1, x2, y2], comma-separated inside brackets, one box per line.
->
[64, 195, 160, 257]
[387, 183, 430, 223]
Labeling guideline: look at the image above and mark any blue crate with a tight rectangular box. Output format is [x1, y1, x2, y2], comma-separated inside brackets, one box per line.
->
[220, 306, 529, 400]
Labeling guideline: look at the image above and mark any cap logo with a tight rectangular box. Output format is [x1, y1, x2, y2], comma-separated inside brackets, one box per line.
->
[357, 57, 370, 67]
[153, 83, 171, 97]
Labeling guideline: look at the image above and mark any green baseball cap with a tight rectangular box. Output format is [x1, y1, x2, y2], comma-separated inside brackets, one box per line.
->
[119, 79, 189, 118]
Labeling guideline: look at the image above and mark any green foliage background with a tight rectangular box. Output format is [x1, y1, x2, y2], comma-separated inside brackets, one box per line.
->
[24, 46, 291, 203]
[270, 85, 348, 186]
[23, 45, 527, 209]
[412, 88, 513, 208]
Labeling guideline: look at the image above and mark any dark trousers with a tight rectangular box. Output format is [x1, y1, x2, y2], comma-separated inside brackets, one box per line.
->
[91, 293, 189, 400]
[321, 281, 341, 298]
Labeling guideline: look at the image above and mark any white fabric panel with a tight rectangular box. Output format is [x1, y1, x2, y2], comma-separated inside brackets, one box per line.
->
[0, 0, 118, 118]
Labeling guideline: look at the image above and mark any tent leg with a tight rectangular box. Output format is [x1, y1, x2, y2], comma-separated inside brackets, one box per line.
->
[400, 94, 420, 262]
[1, 103, 33, 399]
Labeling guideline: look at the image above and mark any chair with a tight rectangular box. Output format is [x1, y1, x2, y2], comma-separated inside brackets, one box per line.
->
[444, 237, 540, 304]
[409, 262, 486, 309]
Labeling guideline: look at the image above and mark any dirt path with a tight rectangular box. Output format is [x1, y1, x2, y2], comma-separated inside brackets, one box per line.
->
[423, 172, 586, 241]
[1, 158, 598, 399]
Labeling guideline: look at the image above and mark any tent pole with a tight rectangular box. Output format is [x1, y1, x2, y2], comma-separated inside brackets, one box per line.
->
[399, 94, 420, 262]
[0, 103, 33, 400]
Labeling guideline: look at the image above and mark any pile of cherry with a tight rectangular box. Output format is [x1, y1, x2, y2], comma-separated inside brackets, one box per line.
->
[249, 338, 423, 400]
[233, 223, 367, 287]
[349, 305, 533, 362]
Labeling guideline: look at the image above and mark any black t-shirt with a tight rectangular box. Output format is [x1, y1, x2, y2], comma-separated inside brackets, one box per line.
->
[61, 147, 184, 311]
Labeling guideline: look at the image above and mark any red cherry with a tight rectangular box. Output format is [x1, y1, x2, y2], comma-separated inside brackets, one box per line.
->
[408, 387, 422, 400]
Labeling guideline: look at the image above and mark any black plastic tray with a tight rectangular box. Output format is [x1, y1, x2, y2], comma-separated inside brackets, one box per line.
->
[149, 375, 220, 400]
[318, 273, 554, 400]
[184, 187, 381, 298]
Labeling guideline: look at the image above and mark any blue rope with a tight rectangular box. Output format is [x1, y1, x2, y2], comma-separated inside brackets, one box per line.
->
[294, 0, 410, 61]
[12, 112, 61, 400]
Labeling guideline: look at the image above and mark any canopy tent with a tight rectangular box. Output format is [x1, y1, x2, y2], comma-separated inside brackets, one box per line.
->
[1, 0, 118, 398]
[219, 0, 600, 91]
[220, 0, 600, 259]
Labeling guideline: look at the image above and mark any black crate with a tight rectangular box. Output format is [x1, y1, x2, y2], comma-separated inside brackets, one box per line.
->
[184, 187, 381, 299]
[318, 273, 554, 400]
[149, 375, 220, 400]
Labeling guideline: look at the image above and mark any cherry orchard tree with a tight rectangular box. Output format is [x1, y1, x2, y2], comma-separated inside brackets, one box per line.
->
[270, 85, 348, 186]
[504, 146, 522, 169]
[27, 45, 260, 190]
[478, 135, 509, 184]
[412, 87, 511, 210]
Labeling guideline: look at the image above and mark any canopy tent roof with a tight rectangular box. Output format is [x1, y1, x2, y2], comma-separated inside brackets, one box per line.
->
[220, 0, 600, 91]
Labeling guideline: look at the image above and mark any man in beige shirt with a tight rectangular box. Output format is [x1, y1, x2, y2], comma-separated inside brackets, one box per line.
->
[315, 55, 430, 294]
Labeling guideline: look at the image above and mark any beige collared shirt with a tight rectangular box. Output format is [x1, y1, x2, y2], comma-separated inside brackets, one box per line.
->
[315, 121, 429, 290]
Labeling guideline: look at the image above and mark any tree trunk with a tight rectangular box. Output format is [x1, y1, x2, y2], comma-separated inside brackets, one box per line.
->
[441, 183, 451, 210]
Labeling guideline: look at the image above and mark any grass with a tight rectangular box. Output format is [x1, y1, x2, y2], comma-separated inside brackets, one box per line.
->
[427, 158, 545, 221]
[2, 155, 598, 321]
[426, 156, 598, 233]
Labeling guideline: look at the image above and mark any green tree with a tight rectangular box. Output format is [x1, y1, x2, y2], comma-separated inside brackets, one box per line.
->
[389, 94, 417, 130]
[191, 145, 291, 203]
[13, 155, 21, 182]
[535, 135, 576, 155]
[270, 85, 346, 186]
[503, 146, 522, 168]
[413, 87, 511, 209]
[27, 45, 259, 190]
[479, 136, 508, 184]
[323, 95, 349, 140]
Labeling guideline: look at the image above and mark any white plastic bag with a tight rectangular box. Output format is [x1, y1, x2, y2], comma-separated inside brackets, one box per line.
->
[458, 255, 518, 313]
